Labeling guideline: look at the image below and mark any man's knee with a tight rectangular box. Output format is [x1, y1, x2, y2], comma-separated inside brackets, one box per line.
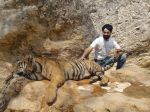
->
[116, 53, 127, 69]
[118, 53, 127, 62]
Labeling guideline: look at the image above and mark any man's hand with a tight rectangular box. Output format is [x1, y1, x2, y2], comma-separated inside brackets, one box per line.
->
[109, 49, 127, 58]
[79, 56, 86, 61]
[79, 47, 93, 61]
[115, 49, 129, 58]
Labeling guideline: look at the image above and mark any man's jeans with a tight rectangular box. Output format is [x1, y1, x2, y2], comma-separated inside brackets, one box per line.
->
[95, 54, 126, 70]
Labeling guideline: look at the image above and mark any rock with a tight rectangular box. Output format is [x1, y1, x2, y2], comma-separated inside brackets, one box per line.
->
[3, 63, 150, 112]
[137, 56, 150, 68]
[81, 0, 150, 56]
[5, 81, 48, 112]
[74, 93, 150, 112]
[0, 0, 97, 61]
[0, 0, 149, 61]
[0, 61, 13, 90]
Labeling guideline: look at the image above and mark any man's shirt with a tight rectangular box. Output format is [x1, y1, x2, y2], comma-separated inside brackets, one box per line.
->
[90, 36, 121, 60]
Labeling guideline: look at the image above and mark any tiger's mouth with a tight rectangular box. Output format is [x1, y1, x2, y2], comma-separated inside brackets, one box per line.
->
[16, 71, 22, 75]
[15, 70, 25, 76]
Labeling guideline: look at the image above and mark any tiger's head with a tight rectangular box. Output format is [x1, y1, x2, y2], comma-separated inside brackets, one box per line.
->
[14, 55, 35, 76]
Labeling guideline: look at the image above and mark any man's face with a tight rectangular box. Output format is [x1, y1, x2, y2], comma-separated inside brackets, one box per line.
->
[102, 28, 111, 41]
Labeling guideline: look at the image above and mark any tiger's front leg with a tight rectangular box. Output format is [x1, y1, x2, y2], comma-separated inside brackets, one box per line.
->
[46, 74, 65, 106]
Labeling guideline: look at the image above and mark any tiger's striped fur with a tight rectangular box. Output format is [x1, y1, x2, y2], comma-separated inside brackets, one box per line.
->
[14, 56, 116, 105]
[15, 56, 115, 83]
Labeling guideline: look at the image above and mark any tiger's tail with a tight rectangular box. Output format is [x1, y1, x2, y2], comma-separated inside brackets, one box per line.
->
[0, 74, 30, 112]
[102, 58, 117, 71]
[103, 63, 114, 71]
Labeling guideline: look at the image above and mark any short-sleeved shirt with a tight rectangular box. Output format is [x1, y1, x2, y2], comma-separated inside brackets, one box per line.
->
[90, 36, 121, 60]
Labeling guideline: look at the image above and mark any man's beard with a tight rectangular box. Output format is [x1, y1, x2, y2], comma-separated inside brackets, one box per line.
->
[103, 35, 110, 41]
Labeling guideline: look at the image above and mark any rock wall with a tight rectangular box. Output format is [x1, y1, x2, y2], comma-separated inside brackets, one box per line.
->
[0, 0, 97, 61]
[0, 0, 150, 62]
[82, 0, 150, 53]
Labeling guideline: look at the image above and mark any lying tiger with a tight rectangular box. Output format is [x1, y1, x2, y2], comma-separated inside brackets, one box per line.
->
[15, 56, 116, 103]
[0, 55, 117, 111]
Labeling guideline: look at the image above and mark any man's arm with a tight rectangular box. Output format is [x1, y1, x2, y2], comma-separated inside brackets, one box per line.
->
[114, 49, 122, 57]
[112, 38, 122, 57]
[115, 49, 128, 57]
[80, 46, 93, 60]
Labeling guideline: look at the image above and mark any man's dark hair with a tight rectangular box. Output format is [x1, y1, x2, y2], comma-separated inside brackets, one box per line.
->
[102, 24, 113, 32]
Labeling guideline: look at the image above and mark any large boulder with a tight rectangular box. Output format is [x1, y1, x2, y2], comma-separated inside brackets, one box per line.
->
[4, 64, 150, 112]
[0, 0, 97, 61]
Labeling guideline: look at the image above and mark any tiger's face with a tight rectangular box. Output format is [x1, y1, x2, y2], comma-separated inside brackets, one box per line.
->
[15, 55, 34, 76]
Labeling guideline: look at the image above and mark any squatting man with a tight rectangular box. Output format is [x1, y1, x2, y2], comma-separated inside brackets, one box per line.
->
[80, 24, 126, 69]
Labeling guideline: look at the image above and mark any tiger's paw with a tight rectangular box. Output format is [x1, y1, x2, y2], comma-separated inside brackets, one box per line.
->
[46, 96, 56, 106]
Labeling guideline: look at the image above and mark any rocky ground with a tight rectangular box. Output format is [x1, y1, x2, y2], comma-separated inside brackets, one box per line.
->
[0, 58, 149, 112]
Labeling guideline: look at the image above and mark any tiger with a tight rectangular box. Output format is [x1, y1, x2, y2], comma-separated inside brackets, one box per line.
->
[0, 55, 117, 112]
[15, 56, 116, 103]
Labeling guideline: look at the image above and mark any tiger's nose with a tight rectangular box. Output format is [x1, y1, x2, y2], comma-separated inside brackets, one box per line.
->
[15, 70, 24, 76]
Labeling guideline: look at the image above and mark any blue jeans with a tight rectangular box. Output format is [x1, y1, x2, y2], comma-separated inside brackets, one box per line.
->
[95, 54, 126, 70]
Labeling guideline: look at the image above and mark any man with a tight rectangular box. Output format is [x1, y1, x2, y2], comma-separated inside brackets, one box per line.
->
[80, 24, 126, 69]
